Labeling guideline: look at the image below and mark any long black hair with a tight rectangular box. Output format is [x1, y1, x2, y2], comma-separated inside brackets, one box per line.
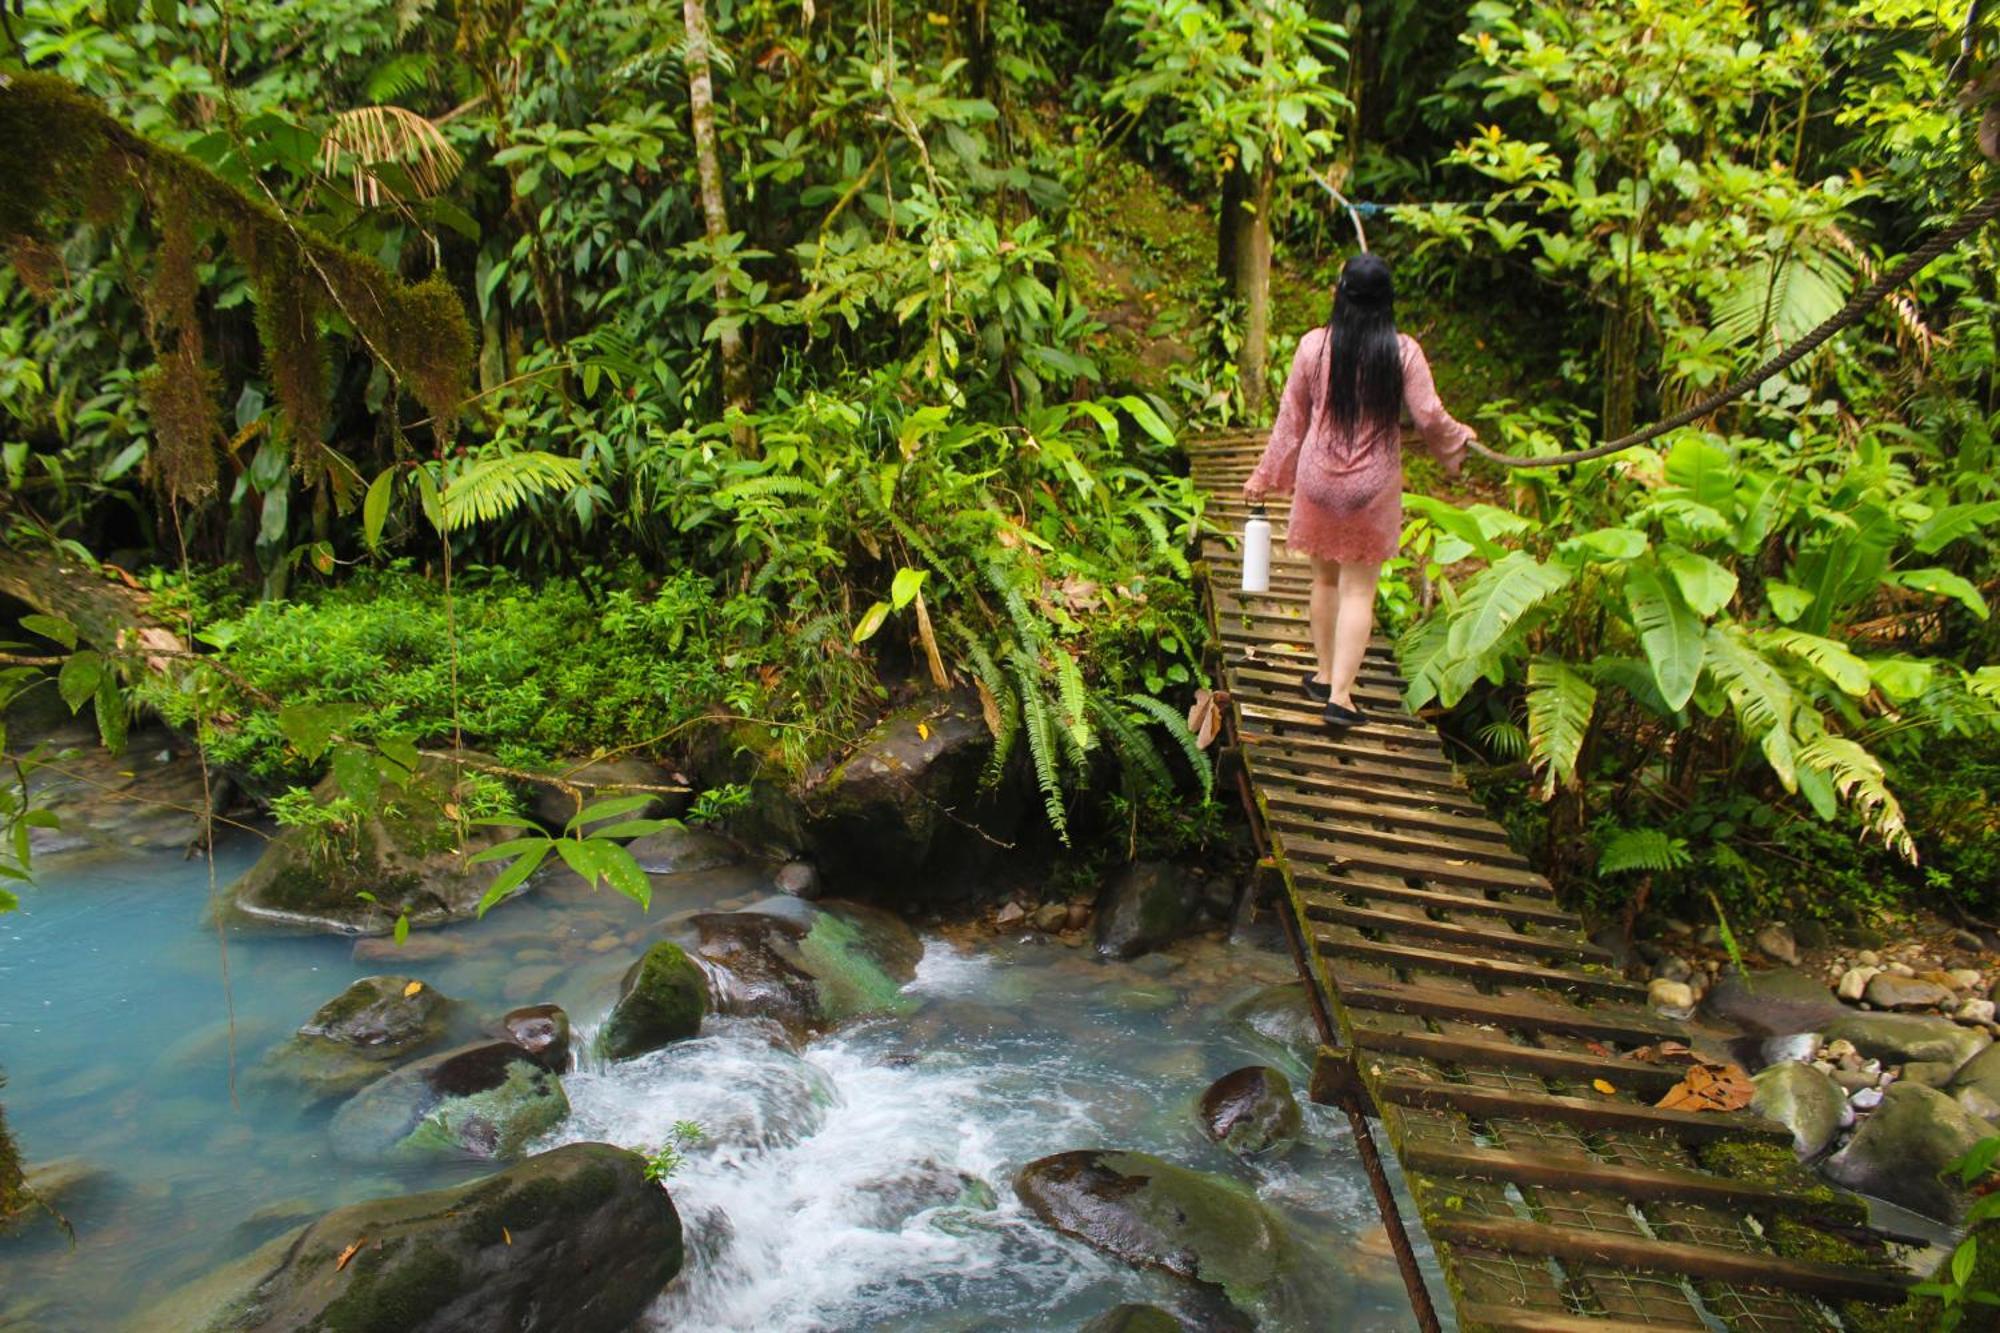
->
[1322, 253, 1403, 437]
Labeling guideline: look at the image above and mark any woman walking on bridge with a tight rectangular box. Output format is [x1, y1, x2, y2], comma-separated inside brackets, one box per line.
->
[1242, 254, 1476, 729]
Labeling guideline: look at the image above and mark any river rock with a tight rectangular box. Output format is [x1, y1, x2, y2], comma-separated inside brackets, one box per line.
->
[329, 1040, 568, 1163]
[1750, 1062, 1849, 1158]
[1080, 1307, 1188, 1333]
[1863, 973, 1952, 1011]
[1836, 966, 1877, 1002]
[1754, 924, 1798, 966]
[1821, 1012, 1991, 1070]
[762, 695, 1018, 899]
[1014, 1150, 1329, 1325]
[528, 757, 685, 830]
[1647, 978, 1694, 1016]
[773, 860, 821, 899]
[692, 896, 922, 1036]
[1946, 1044, 2000, 1121]
[623, 826, 738, 876]
[499, 1004, 571, 1072]
[600, 942, 708, 1060]
[1701, 967, 1846, 1036]
[1824, 1083, 1990, 1221]
[851, 1159, 996, 1229]
[149, 1142, 679, 1333]
[1094, 862, 1202, 960]
[1198, 1067, 1303, 1158]
[1228, 983, 1320, 1065]
[223, 760, 522, 934]
[263, 976, 456, 1099]
[1959, 998, 1997, 1025]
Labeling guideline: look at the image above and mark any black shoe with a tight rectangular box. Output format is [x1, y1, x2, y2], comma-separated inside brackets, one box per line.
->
[1323, 699, 1368, 730]
[1299, 672, 1331, 702]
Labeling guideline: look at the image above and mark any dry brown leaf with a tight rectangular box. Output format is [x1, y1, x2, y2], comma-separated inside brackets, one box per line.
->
[1655, 1062, 1755, 1113]
[1583, 1040, 1613, 1058]
[973, 678, 1004, 739]
[1187, 688, 1229, 751]
[335, 1238, 367, 1272]
[403, 981, 423, 998]
[1628, 1040, 1693, 1065]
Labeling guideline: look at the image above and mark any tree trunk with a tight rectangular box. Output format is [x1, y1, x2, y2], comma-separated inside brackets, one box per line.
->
[1599, 294, 1638, 443]
[1233, 163, 1273, 419]
[1217, 167, 1245, 293]
[0, 549, 185, 678]
[683, 0, 751, 443]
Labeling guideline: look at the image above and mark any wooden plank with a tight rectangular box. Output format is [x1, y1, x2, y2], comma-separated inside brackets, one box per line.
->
[1316, 933, 1641, 999]
[1296, 877, 1580, 928]
[1456, 1303, 1704, 1333]
[1430, 1219, 1916, 1304]
[1252, 769, 1492, 823]
[1241, 742, 1476, 798]
[1377, 1078, 1791, 1143]
[1279, 828, 1555, 896]
[1311, 901, 1606, 963]
[1350, 1029, 1685, 1091]
[1339, 978, 1680, 1045]
[1232, 713, 1458, 770]
[1405, 1143, 1869, 1225]
[1276, 808, 1537, 870]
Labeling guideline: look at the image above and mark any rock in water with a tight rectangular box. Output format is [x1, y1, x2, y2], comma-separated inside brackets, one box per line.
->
[223, 759, 522, 934]
[622, 827, 739, 876]
[330, 1041, 568, 1163]
[149, 1142, 679, 1333]
[599, 942, 707, 1060]
[1198, 1067, 1304, 1158]
[692, 896, 921, 1036]
[1749, 1062, 1850, 1158]
[527, 757, 686, 830]
[1701, 968, 1846, 1036]
[1094, 862, 1202, 960]
[1821, 1012, 1991, 1071]
[265, 976, 455, 1099]
[1014, 1150, 1331, 1325]
[1824, 1083, 1991, 1221]
[499, 1004, 572, 1072]
[1227, 983, 1320, 1066]
[1080, 1307, 1188, 1333]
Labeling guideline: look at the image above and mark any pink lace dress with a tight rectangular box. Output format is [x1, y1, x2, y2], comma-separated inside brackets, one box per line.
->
[1245, 329, 1471, 564]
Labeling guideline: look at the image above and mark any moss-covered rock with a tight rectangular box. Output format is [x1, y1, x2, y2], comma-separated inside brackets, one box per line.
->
[1080, 1306, 1189, 1333]
[1749, 1061, 1850, 1159]
[264, 976, 457, 1100]
[600, 943, 707, 1060]
[147, 1142, 680, 1333]
[1821, 1012, 1991, 1071]
[1197, 1067, 1304, 1158]
[329, 1041, 567, 1163]
[1094, 862, 1202, 960]
[223, 761, 521, 935]
[1014, 1149, 1334, 1325]
[1823, 1082, 1989, 1221]
[692, 896, 922, 1037]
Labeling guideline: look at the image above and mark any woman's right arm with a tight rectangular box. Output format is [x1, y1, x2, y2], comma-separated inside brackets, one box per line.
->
[1244, 332, 1320, 501]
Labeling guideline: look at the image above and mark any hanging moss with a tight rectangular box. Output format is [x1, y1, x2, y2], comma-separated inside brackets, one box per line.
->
[139, 338, 222, 502]
[0, 71, 475, 488]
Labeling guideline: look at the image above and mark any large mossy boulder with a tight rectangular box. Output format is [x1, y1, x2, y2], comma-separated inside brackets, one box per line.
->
[265, 976, 455, 1099]
[1094, 861, 1203, 960]
[1014, 1150, 1331, 1326]
[1198, 1067, 1304, 1159]
[1947, 1044, 2000, 1123]
[150, 1142, 680, 1333]
[1700, 967, 1846, 1037]
[691, 895, 922, 1037]
[330, 1041, 567, 1163]
[739, 696, 1019, 903]
[526, 757, 686, 830]
[1823, 1082, 1991, 1221]
[1821, 1012, 1991, 1071]
[600, 942, 707, 1060]
[224, 761, 521, 934]
[1749, 1061, 1849, 1159]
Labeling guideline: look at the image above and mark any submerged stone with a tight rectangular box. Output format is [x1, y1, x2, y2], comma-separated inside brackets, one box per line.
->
[1227, 982, 1321, 1067]
[1197, 1067, 1303, 1158]
[149, 1142, 680, 1333]
[330, 1040, 568, 1163]
[600, 942, 707, 1060]
[1080, 1306, 1188, 1333]
[499, 1004, 572, 1072]
[1013, 1149, 1332, 1325]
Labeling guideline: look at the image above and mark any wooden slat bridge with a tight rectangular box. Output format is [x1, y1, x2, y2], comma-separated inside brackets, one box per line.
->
[1188, 432, 1921, 1332]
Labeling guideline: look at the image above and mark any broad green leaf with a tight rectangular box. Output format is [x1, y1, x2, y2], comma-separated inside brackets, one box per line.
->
[1885, 567, 1989, 620]
[475, 841, 551, 916]
[586, 818, 674, 841]
[565, 793, 655, 832]
[1559, 527, 1648, 562]
[1525, 659, 1595, 790]
[363, 467, 396, 550]
[21, 614, 77, 650]
[1405, 495, 1502, 561]
[1869, 658, 1934, 701]
[1659, 546, 1738, 618]
[1763, 581, 1814, 623]
[467, 837, 542, 866]
[1115, 394, 1176, 448]
[277, 702, 366, 763]
[1761, 629, 1872, 696]
[58, 651, 103, 713]
[1444, 552, 1572, 659]
[415, 466, 444, 531]
[393, 913, 410, 945]
[1663, 435, 1736, 511]
[1624, 564, 1703, 711]
[94, 672, 126, 753]
[1911, 500, 2000, 555]
[890, 568, 927, 611]
[851, 600, 891, 644]
[592, 840, 653, 910]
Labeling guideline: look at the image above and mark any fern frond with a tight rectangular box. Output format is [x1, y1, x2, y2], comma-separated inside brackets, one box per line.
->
[984, 559, 1044, 653]
[717, 475, 822, 503]
[441, 452, 586, 531]
[1597, 828, 1692, 876]
[1122, 691, 1214, 799]
[363, 53, 436, 103]
[1524, 659, 1594, 791]
[1053, 647, 1091, 756]
[1013, 653, 1068, 842]
[1089, 694, 1174, 794]
[1797, 734, 1915, 863]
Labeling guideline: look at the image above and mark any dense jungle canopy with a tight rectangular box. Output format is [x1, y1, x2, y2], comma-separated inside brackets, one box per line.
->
[0, 0, 1996, 932]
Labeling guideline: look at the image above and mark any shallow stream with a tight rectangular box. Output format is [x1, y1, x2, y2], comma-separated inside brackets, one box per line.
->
[0, 835, 1439, 1330]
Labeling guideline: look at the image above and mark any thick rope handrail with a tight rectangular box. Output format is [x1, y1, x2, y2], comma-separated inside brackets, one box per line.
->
[1467, 188, 2000, 469]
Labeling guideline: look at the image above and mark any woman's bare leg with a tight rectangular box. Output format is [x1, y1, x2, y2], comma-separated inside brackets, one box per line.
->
[1328, 559, 1383, 711]
[1308, 555, 1338, 685]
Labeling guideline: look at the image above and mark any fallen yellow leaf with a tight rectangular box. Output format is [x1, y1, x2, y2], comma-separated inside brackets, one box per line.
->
[917, 722, 930, 741]
[1591, 1079, 1616, 1096]
[502, 1226, 512, 1246]
[403, 981, 423, 998]
[336, 1238, 366, 1272]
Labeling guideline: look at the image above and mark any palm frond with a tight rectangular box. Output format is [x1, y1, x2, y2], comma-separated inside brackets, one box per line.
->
[320, 105, 463, 206]
[1797, 734, 1915, 863]
[441, 452, 586, 531]
[1524, 658, 1595, 792]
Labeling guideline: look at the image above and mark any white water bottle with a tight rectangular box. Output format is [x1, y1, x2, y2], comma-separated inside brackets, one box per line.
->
[1241, 504, 1272, 594]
